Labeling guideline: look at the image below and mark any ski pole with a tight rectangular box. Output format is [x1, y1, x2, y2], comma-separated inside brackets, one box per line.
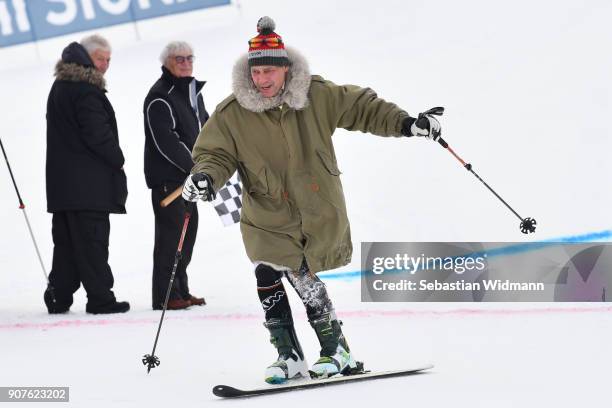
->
[142, 201, 195, 373]
[422, 107, 536, 234]
[0, 137, 56, 301]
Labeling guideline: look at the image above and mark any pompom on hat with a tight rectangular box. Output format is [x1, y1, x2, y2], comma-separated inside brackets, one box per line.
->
[247, 16, 290, 67]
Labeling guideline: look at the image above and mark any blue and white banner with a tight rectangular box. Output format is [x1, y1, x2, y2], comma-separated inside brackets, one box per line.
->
[0, 0, 230, 47]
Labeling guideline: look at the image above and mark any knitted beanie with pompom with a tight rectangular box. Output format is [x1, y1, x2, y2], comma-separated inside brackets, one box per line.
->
[247, 16, 290, 67]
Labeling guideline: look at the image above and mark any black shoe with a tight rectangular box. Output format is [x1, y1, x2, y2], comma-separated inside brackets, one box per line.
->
[47, 305, 70, 314]
[44, 286, 70, 314]
[86, 301, 130, 314]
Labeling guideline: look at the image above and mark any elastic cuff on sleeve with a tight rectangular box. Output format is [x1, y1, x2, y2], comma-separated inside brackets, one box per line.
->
[401, 116, 416, 137]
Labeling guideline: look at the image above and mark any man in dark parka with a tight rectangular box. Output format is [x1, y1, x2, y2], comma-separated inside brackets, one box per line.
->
[45, 35, 129, 315]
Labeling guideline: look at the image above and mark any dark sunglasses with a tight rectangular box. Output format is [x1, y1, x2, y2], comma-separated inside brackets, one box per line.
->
[174, 55, 195, 64]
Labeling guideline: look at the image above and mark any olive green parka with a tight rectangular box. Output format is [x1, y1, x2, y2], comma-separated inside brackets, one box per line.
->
[191, 48, 410, 273]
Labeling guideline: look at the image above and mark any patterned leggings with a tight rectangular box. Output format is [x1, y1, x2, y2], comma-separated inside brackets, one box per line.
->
[255, 259, 334, 322]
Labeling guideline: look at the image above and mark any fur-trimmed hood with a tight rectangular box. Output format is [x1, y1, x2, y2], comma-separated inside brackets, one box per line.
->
[232, 47, 311, 112]
[54, 60, 106, 90]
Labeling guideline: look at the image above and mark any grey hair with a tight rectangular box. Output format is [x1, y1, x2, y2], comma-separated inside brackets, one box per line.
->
[160, 41, 194, 65]
[80, 34, 111, 54]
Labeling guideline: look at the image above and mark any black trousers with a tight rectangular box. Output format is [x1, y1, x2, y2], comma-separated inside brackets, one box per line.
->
[48, 211, 117, 309]
[151, 182, 198, 309]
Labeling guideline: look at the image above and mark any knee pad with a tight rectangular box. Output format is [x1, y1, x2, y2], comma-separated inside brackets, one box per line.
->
[256, 264, 292, 320]
[255, 263, 284, 288]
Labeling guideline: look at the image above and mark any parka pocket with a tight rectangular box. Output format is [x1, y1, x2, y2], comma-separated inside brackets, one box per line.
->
[316, 150, 341, 176]
[238, 162, 270, 196]
[113, 169, 128, 207]
[314, 150, 346, 210]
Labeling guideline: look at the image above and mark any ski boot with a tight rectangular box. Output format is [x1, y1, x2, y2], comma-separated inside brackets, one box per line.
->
[309, 313, 362, 378]
[263, 317, 309, 384]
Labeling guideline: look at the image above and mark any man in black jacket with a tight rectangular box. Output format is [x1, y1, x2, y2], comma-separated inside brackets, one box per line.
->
[45, 35, 129, 314]
[144, 41, 209, 310]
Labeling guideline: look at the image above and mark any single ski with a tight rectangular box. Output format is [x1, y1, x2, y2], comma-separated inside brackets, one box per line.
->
[212, 364, 433, 398]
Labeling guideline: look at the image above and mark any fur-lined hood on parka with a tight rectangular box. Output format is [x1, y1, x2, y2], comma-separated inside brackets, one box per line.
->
[54, 42, 106, 91]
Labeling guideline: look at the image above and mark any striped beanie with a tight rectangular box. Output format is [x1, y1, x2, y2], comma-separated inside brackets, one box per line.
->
[248, 16, 289, 67]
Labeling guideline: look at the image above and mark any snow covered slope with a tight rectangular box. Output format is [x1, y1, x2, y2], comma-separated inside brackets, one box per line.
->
[0, 0, 610, 406]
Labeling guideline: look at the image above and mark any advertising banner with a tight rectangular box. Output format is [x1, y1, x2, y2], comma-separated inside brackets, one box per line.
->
[0, 0, 230, 47]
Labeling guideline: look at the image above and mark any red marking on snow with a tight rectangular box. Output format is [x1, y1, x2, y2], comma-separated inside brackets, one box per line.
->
[1, 307, 610, 331]
[0, 313, 262, 331]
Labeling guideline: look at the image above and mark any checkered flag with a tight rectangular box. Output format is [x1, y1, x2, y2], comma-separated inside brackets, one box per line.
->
[212, 173, 242, 226]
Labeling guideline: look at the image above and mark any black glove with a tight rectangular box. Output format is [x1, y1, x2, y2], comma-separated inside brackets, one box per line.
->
[401, 107, 443, 141]
[182, 173, 216, 202]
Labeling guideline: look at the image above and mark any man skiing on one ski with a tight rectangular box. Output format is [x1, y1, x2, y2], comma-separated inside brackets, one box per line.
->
[182, 16, 442, 384]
